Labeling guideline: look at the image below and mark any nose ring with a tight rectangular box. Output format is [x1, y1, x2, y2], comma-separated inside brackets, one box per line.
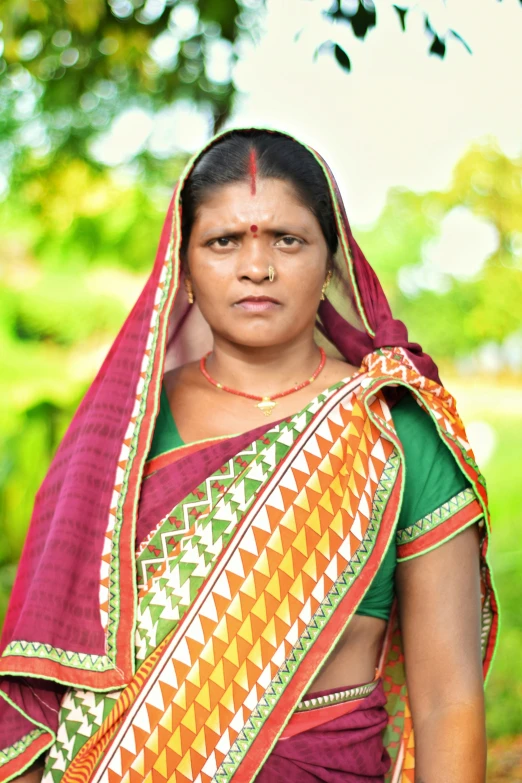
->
[268, 265, 275, 282]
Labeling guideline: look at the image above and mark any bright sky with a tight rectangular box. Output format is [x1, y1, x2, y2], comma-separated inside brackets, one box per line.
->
[230, 0, 522, 225]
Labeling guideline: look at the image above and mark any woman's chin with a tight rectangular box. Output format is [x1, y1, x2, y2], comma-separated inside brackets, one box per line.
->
[231, 337, 287, 350]
[221, 330, 294, 351]
[207, 319, 296, 350]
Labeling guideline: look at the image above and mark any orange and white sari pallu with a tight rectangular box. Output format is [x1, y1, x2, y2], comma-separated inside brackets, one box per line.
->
[60, 349, 496, 783]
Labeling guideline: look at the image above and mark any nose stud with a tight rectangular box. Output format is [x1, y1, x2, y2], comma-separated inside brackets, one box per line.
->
[268, 266, 275, 282]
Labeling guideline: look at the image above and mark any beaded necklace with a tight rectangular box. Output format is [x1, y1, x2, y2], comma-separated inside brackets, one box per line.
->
[199, 348, 327, 416]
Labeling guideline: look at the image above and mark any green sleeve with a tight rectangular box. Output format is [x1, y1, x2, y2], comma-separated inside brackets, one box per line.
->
[391, 391, 473, 531]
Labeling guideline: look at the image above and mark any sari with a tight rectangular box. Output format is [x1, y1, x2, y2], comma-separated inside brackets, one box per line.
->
[0, 127, 498, 783]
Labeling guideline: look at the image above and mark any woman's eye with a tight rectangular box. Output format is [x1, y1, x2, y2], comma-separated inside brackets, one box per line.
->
[276, 236, 302, 247]
[209, 237, 233, 248]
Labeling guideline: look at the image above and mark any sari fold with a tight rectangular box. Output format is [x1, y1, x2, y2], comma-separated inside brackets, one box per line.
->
[257, 680, 390, 782]
[0, 126, 498, 783]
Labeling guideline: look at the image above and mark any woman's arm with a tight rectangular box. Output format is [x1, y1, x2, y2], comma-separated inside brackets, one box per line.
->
[395, 523, 486, 782]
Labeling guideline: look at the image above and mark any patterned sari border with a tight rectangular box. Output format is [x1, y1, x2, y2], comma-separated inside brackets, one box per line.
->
[0, 691, 55, 783]
[225, 451, 401, 783]
[86, 373, 369, 782]
[397, 505, 483, 562]
[396, 488, 476, 546]
[360, 351, 499, 687]
[0, 645, 110, 674]
[0, 729, 43, 766]
[235, 381, 404, 783]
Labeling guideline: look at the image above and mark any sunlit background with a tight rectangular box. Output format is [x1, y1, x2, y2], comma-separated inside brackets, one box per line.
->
[1, 0, 521, 776]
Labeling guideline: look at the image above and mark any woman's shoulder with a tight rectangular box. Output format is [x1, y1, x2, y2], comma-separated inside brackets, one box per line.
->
[388, 390, 449, 476]
[389, 390, 473, 526]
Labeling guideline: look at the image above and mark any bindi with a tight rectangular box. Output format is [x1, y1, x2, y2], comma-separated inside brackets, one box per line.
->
[250, 224, 258, 238]
[248, 149, 257, 196]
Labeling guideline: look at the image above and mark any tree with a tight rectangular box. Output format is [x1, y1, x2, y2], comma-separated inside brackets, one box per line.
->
[320, 0, 521, 72]
[356, 141, 522, 364]
[0, 0, 261, 192]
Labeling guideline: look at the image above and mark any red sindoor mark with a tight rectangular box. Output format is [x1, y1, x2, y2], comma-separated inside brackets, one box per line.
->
[249, 149, 257, 196]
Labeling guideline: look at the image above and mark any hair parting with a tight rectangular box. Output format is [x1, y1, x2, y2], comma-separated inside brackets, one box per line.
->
[248, 148, 257, 196]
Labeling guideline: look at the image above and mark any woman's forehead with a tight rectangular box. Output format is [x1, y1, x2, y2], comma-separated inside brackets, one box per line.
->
[191, 178, 316, 228]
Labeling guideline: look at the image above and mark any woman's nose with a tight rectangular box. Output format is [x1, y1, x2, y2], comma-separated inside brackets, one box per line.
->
[236, 240, 270, 282]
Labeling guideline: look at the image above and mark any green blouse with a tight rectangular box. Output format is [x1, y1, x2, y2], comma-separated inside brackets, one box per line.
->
[148, 387, 474, 621]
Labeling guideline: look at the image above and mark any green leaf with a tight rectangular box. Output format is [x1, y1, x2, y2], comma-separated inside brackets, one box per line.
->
[448, 28, 473, 55]
[393, 5, 408, 32]
[334, 43, 351, 72]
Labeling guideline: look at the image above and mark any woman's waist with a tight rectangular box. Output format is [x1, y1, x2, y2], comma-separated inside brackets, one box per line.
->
[282, 676, 387, 741]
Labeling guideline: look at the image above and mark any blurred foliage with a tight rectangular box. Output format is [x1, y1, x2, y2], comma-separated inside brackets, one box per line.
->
[482, 412, 522, 741]
[357, 141, 522, 361]
[439, 380, 522, 755]
[0, 0, 261, 186]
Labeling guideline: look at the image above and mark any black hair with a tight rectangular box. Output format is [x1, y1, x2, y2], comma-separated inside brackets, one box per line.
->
[180, 130, 339, 262]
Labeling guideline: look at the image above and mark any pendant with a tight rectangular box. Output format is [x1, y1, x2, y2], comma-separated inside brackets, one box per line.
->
[256, 397, 277, 416]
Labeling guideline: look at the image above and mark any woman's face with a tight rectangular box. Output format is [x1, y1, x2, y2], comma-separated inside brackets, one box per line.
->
[185, 177, 330, 350]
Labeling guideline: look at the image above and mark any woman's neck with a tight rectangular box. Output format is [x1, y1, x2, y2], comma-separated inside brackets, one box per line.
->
[206, 334, 323, 396]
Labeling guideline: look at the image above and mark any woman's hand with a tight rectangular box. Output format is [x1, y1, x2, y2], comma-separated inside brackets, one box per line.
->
[396, 523, 486, 782]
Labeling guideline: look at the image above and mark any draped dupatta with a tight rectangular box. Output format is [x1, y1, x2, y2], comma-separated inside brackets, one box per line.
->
[0, 128, 498, 783]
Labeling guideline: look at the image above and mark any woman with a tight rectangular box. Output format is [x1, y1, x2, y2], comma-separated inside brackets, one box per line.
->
[0, 128, 497, 783]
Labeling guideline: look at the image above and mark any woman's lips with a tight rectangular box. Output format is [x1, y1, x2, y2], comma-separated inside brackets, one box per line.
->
[235, 298, 280, 312]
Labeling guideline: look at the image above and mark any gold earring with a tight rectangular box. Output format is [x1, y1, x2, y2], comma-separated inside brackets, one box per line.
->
[268, 265, 275, 283]
[185, 278, 194, 304]
[321, 270, 332, 301]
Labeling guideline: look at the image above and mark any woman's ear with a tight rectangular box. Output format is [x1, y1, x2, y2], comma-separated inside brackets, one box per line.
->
[326, 254, 335, 278]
